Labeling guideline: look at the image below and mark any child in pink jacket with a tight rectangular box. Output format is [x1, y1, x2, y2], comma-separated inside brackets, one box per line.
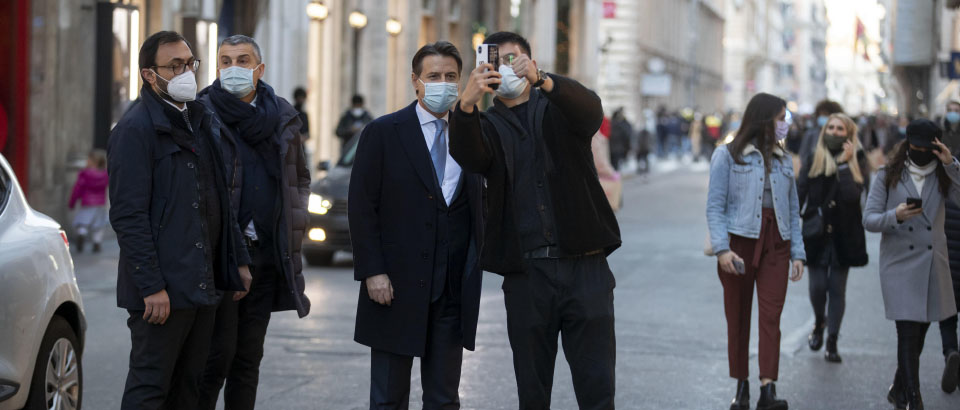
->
[69, 149, 109, 252]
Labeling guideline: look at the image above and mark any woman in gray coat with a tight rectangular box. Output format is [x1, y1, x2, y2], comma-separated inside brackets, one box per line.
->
[863, 119, 960, 410]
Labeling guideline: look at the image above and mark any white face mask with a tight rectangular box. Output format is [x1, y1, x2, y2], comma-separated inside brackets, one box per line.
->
[495, 65, 529, 99]
[219, 65, 259, 98]
[351, 108, 365, 117]
[153, 69, 197, 102]
[418, 79, 458, 113]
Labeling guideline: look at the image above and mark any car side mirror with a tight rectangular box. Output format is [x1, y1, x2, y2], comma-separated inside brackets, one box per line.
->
[317, 160, 330, 171]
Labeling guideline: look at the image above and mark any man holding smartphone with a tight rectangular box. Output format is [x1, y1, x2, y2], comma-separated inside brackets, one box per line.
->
[450, 32, 621, 409]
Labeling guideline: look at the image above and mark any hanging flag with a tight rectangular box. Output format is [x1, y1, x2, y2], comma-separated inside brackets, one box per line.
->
[854, 17, 869, 61]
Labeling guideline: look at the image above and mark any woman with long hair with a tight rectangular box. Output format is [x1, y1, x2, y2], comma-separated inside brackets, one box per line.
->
[797, 114, 870, 363]
[863, 119, 960, 410]
[707, 93, 805, 410]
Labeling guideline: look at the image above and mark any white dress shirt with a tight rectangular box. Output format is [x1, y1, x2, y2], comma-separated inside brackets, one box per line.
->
[415, 102, 462, 205]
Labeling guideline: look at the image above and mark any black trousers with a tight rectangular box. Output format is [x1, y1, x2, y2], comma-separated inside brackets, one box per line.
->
[503, 254, 617, 410]
[121, 305, 217, 410]
[938, 275, 960, 356]
[369, 289, 463, 410]
[198, 247, 278, 410]
[894, 321, 931, 393]
[807, 265, 850, 337]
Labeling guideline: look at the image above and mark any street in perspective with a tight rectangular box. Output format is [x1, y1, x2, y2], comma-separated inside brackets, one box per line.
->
[4, 0, 960, 410]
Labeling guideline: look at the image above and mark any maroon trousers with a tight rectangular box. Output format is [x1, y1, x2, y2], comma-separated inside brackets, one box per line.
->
[718, 208, 790, 381]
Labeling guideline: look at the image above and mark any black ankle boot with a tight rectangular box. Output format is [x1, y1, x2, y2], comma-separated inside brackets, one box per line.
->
[730, 380, 749, 410]
[808, 322, 825, 351]
[906, 389, 924, 410]
[943, 351, 960, 393]
[756, 383, 788, 410]
[825, 334, 842, 363]
[75, 235, 85, 252]
[888, 382, 907, 410]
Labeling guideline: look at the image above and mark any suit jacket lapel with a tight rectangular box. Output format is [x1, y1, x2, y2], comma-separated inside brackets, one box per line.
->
[394, 101, 440, 193]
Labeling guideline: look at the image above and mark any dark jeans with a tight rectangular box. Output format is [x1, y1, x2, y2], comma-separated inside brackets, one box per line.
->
[895, 321, 931, 393]
[807, 265, 850, 337]
[369, 289, 463, 410]
[121, 305, 217, 410]
[503, 253, 616, 410]
[198, 247, 278, 410]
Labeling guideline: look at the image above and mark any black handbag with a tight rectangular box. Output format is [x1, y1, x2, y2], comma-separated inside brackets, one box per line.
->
[802, 175, 839, 240]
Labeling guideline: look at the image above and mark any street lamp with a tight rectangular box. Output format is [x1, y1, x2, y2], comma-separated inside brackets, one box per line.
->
[386, 18, 402, 36]
[349, 11, 367, 95]
[306, 1, 329, 21]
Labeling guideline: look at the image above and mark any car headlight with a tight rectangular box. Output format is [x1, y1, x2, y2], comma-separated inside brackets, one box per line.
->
[308, 193, 333, 215]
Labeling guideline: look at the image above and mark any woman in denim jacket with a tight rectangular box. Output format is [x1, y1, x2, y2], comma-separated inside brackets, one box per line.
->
[707, 93, 805, 410]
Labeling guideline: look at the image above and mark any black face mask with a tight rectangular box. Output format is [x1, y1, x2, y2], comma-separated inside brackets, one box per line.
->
[909, 148, 937, 166]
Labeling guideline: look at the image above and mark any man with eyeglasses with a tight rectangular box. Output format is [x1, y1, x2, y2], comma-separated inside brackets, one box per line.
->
[349, 41, 485, 408]
[108, 30, 248, 410]
[195, 34, 311, 410]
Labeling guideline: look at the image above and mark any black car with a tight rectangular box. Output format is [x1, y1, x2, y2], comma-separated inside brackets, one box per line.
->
[303, 135, 358, 266]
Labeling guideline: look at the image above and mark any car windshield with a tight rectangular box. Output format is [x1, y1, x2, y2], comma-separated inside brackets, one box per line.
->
[337, 136, 360, 167]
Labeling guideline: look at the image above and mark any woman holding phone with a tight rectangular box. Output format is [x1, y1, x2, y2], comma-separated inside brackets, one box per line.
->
[797, 113, 870, 363]
[707, 92, 805, 410]
[863, 119, 960, 410]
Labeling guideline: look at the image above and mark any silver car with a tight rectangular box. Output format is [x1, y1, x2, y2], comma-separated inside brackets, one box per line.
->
[0, 154, 86, 410]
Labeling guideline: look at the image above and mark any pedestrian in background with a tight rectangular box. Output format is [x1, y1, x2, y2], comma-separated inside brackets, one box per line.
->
[798, 99, 844, 163]
[349, 41, 485, 409]
[863, 119, 960, 410]
[293, 87, 310, 142]
[109, 30, 248, 409]
[196, 34, 311, 410]
[937, 99, 960, 395]
[707, 92, 805, 410]
[452, 31, 620, 409]
[69, 149, 110, 253]
[797, 113, 869, 364]
[335, 94, 373, 149]
[609, 107, 632, 170]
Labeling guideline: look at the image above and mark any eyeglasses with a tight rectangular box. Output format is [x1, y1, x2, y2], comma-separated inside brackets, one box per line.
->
[153, 59, 201, 75]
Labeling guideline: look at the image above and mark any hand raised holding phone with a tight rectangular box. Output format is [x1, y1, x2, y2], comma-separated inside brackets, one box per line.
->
[459, 46, 503, 113]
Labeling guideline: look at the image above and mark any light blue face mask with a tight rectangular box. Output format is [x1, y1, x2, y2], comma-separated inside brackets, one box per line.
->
[220, 65, 260, 98]
[947, 111, 960, 124]
[495, 65, 529, 99]
[817, 116, 828, 127]
[419, 79, 458, 113]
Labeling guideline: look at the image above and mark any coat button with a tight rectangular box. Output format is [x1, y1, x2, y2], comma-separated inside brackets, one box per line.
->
[419, 280, 425, 288]
[187, 162, 195, 168]
[928, 245, 933, 250]
[909, 227, 913, 232]
[928, 226, 932, 231]
[421, 251, 429, 259]
[909, 245, 914, 250]
[428, 194, 434, 200]
[192, 202, 199, 209]
[199, 283, 207, 290]
[196, 242, 203, 249]
[425, 222, 433, 229]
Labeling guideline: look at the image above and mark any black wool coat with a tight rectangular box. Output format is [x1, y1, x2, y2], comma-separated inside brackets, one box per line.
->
[797, 150, 869, 268]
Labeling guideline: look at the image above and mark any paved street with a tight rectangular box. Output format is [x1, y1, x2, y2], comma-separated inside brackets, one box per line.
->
[74, 168, 960, 410]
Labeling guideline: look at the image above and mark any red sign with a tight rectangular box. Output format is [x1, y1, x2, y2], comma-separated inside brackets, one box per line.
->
[603, 1, 616, 19]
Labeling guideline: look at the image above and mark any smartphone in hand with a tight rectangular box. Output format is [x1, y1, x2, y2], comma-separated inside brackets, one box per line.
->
[906, 197, 922, 209]
[476, 44, 500, 90]
[733, 259, 746, 275]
